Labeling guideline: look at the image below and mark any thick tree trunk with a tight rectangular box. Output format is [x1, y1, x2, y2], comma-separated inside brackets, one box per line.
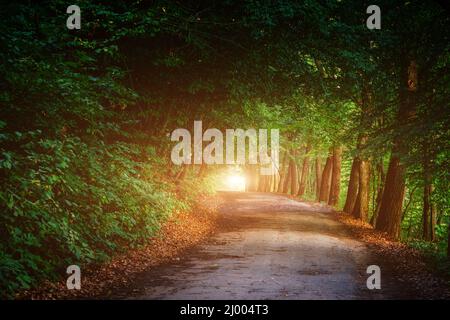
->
[315, 157, 322, 200]
[319, 153, 333, 203]
[328, 146, 342, 206]
[375, 59, 417, 239]
[375, 156, 406, 238]
[297, 145, 311, 196]
[343, 157, 360, 213]
[352, 159, 370, 221]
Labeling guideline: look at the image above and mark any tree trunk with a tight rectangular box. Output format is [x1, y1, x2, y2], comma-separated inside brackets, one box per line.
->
[422, 143, 436, 241]
[343, 157, 360, 213]
[315, 157, 322, 201]
[352, 159, 370, 221]
[277, 151, 288, 193]
[267, 173, 275, 192]
[375, 59, 417, 239]
[290, 150, 298, 196]
[308, 164, 315, 195]
[371, 159, 385, 226]
[297, 145, 311, 196]
[319, 153, 333, 203]
[375, 156, 406, 238]
[328, 146, 342, 206]
[283, 156, 291, 194]
[422, 183, 431, 240]
[422, 184, 436, 242]
[272, 170, 278, 193]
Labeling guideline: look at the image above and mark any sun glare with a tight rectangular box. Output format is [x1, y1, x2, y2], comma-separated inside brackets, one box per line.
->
[226, 174, 246, 191]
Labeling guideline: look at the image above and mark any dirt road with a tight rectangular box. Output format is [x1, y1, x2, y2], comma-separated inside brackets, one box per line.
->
[115, 192, 408, 299]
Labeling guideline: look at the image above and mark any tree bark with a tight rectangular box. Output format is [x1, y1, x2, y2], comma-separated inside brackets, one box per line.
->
[277, 151, 288, 193]
[371, 159, 385, 226]
[297, 145, 311, 196]
[422, 184, 436, 241]
[343, 157, 360, 213]
[283, 155, 291, 194]
[422, 142, 436, 241]
[375, 59, 417, 239]
[272, 170, 277, 193]
[319, 152, 333, 203]
[352, 159, 370, 221]
[328, 146, 342, 206]
[290, 150, 298, 196]
[315, 157, 322, 201]
[375, 155, 406, 238]
[267, 173, 275, 192]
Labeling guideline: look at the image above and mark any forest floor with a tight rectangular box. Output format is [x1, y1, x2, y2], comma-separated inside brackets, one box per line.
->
[334, 209, 450, 299]
[22, 192, 450, 299]
[19, 195, 222, 299]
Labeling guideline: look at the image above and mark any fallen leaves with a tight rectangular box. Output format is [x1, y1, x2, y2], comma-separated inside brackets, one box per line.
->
[18, 195, 222, 300]
[334, 210, 450, 299]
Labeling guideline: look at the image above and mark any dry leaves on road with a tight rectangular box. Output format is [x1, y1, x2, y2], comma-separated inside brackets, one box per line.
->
[19, 196, 222, 300]
[335, 210, 450, 299]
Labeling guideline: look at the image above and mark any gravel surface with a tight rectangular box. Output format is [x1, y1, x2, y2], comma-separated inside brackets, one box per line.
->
[113, 192, 407, 299]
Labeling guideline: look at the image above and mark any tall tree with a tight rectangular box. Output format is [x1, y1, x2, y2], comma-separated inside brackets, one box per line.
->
[376, 59, 418, 238]
[319, 153, 333, 203]
[352, 157, 370, 221]
[277, 151, 289, 193]
[328, 146, 342, 206]
[315, 157, 322, 201]
[422, 145, 436, 241]
[290, 150, 298, 196]
[343, 158, 360, 213]
[297, 144, 311, 197]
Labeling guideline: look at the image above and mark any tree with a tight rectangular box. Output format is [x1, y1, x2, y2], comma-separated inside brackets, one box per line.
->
[297, 144, 311, 197]
[315, 157, 322, 201]
[343, 158, 360, 213]
[328, 146, 342, 206]
[290, 150, 299, 196]
[319, 153, 333, 203]
[376, 59, 418, 238]
[352, 158, 370, 221]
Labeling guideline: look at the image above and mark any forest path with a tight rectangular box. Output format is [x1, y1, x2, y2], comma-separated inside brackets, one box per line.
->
[117, 192, 401, 299]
